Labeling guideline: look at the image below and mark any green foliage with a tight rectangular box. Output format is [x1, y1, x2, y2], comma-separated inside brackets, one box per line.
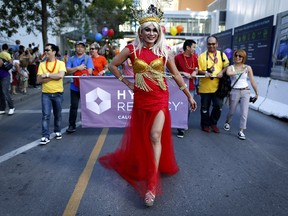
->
[86, 0, 133, 37]
[0, 0, 133, 46]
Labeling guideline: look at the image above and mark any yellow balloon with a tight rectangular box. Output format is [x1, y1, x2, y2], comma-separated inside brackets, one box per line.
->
[170, 26, 177, 36]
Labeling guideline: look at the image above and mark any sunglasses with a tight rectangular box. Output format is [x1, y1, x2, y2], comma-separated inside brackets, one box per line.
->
[44, 49, 51, 52]
[207, 43, 216, 46]
[90, 48, 95, 50]
[105, 50, 109, 51]
[235, 54, 243, 58]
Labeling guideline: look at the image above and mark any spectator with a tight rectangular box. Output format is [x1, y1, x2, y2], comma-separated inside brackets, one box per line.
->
[223, 49, 258, 140]
[66, 41, 93, 133]
[174, 39, 199, 138]
[89, 43, 108, 76]
[0, 44, 15, 115]
[19, 59, 29, 94]
[37, 43, 66, 145]
[197, 35, 230, 133]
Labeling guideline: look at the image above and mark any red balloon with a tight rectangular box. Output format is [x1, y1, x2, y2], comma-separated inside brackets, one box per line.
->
[161, 26, 166, 34]
[176, 25, 184, 34]
[107, 29, 114, 37]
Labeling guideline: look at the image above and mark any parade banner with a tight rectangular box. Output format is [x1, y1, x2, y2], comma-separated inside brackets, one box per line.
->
[79, 77, 189, 129]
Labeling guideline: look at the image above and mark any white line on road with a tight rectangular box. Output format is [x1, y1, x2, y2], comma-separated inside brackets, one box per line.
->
[14, 108, 73, 114]
[0, 122, 81, 164]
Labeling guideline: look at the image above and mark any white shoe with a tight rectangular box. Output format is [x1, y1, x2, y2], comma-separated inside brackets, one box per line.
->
[40, 137, 50, 145]
[8, 108, 15, 115]
[0, 110, 5, 115]
[55, 132, 62, 140]
[238, 131, 246, 140]
[223, 123, 230, 131]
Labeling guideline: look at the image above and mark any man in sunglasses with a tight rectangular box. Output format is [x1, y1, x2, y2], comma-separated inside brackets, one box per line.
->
[37, 43, 66, 145]
[197, 35, 230, 133]
[66, 41, 93, 133]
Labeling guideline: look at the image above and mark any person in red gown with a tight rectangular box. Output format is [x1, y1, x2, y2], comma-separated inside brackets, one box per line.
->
[99, 4, 197, 207]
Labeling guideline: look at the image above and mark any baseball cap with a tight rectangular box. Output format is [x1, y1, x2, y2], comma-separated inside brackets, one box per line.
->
[76, 41, 86, 47]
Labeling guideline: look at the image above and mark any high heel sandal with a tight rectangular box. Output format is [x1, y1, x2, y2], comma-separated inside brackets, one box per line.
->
[144, 190, 155, 207]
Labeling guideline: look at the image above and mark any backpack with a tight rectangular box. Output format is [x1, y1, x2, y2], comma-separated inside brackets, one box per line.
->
[215, 51, 231, 98]
[70, 55, 89, 89]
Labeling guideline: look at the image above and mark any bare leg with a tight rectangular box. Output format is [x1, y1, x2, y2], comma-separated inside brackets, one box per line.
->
[145, 110, 165, 207]
[150, 110, 165, 171]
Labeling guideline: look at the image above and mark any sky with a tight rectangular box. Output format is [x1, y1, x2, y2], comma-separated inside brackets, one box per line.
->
[1, 27, 57, 53]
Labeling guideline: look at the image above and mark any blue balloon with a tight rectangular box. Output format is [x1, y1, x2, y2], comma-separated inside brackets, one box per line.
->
[224, 48, 233, 60]
[95, 33, 102, 41]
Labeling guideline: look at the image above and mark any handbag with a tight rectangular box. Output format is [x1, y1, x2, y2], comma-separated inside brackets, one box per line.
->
[0, 58, 13, 71]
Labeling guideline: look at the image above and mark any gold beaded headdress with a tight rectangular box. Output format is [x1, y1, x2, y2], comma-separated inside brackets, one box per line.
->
[132, 3, 164, 25]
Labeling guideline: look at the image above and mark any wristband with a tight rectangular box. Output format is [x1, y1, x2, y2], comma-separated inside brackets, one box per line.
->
[179, 84, 187, 91]
[118, 75, 124, 81]
[46, 73, 49, 78]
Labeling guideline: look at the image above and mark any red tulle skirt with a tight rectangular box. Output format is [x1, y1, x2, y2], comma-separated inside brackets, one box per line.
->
[99, 80, 179, 197]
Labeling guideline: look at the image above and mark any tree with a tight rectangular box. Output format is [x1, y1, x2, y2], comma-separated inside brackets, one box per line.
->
[86, 0, 133, 39]
[0, 0, 132, 48]
[0, 0, 88, 47]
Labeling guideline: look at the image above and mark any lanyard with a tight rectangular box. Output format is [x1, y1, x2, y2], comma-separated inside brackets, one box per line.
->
[206, 51, 218, 71]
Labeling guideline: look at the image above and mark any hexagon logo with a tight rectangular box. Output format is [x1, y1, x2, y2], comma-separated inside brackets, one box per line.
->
[86, 87, 111, 114]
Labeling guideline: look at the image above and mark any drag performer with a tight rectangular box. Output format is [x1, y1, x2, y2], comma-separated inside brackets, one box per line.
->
[99, 3, 197, 207]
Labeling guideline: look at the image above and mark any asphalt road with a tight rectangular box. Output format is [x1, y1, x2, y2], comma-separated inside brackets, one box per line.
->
[0, 82, 288, 216]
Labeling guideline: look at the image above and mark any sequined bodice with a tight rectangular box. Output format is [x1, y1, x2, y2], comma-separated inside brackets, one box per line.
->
[133, 56, 164, 74]
[128, 45, 170, 92]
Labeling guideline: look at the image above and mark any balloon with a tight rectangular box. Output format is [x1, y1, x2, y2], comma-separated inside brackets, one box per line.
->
[170, 26, 177, 36]
[115, 49, 120, 55]
[176, 25, 184, 34]
[102, 27, 108, 36]
[161, 26, 166, 34]
[224, 48, 233, 60]
[195, 47, 201, 55]
[107, 29, 114, 37]
[95, 33, 102, 41]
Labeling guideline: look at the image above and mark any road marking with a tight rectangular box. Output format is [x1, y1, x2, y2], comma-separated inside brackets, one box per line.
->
[62, 128, 108, 216]
[0, 122, 80, 164]
[13, 108, 74, 114]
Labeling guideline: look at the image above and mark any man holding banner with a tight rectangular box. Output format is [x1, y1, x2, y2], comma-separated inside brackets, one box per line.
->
[174, 39, 199, 138]
[66, 41, 93, 133]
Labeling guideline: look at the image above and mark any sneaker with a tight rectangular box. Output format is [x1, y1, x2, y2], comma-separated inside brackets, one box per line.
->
[202, 126, 210, 133]
[0, 110, 5, 115]
[177, 130, 184, 138]
[66, 125, 76, 133]
[223, 123, 230, 131]
[8, 108, 15, 115]
[238, 131, 246, 140]
[211, 125, 220, 133]
[55, 132, 62, 140]
[40, 137, 50, 145]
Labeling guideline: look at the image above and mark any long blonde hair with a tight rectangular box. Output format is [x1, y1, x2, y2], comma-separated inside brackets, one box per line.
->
[133, 21, 168, 60]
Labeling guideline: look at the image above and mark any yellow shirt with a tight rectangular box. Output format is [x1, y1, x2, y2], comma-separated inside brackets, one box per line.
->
[198, 50, 229, 93]
[0, 51, 12, 61]
[38, 60, 66, 93]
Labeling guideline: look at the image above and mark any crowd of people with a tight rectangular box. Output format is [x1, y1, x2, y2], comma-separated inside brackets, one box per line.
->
[0, 3, 259, 208]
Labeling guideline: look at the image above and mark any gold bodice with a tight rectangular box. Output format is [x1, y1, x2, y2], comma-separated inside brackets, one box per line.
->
[132, 47, 169, 92]
[133, 57, 164, 74]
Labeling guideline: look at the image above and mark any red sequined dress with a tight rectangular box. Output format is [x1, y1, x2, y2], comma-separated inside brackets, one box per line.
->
[99, 44, 179, 197]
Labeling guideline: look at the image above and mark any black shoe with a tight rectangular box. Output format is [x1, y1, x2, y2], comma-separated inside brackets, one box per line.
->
[66, 126, 76, 133]
[177, 130, 184, 138]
